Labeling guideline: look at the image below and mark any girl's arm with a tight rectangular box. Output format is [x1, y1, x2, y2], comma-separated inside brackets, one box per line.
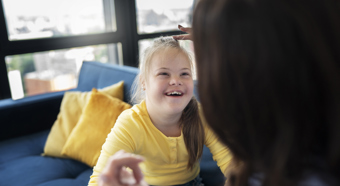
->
[88, 110, 139, 186]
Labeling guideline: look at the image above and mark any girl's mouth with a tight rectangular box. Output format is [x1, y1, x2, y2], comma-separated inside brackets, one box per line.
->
[165, 91, 183, 96]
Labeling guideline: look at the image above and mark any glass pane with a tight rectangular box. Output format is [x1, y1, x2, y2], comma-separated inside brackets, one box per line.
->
[138, 38, 196, 79]
[136, 0, 194, 34]
[2, 0, 116, 40]
[5, 43, 122, 100]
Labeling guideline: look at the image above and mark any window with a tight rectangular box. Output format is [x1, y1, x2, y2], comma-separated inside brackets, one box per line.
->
[0, 0, 193, 100]
[2, 0, 116, 40]
[136, 0, 194, 34]
[6, 43, 122, 99]
[0, 0, 122, 99]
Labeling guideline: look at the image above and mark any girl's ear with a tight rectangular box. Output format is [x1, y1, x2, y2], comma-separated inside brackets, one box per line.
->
[139, 75, 146, 90]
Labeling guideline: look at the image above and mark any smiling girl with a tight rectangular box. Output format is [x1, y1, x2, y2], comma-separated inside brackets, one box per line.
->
[88, 37, 231, 186]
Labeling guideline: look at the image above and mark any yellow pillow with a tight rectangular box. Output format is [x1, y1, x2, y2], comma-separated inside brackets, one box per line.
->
[61, 88, 131, 167]
[43, 81, 124, 158]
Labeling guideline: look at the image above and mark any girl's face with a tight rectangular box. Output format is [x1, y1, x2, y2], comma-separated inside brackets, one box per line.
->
[144, 48, 194, 116]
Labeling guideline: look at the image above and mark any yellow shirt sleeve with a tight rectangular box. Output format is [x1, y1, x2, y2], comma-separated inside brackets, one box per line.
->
[88, 109, 139, 186]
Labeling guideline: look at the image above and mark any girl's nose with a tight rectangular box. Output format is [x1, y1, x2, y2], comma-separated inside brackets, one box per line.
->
[169, 76, 182, 86]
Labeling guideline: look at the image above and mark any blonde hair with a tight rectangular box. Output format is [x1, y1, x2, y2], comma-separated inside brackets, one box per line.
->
[131, 36, 204, 170]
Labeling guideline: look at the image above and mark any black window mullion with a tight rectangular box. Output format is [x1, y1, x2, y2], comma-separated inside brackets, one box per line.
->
[0, 0, 11, 99]
[3, 32, 123, 56]
[115, 0, 139, 67]
[138, 30, 184, 40]
[0, 0, 9, 49]
[0, 56, 10, 99]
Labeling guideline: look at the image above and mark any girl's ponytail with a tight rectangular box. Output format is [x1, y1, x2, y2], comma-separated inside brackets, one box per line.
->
[180, 97, 205, 170]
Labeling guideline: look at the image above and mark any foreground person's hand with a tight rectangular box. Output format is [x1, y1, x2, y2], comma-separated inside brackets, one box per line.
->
[173, 25, 192, 41]
[98, 150, 148, 186]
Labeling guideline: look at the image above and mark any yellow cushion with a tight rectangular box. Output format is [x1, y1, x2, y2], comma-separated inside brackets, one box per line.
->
[43, 81, 124, 158]
[61, 88, 131, 167]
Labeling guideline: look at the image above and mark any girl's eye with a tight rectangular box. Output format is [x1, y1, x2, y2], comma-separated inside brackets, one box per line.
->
[159, 72, 169, 76]
[181, 72, 191, 76]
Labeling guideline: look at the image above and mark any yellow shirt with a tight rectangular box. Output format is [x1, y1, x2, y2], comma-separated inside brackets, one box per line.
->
[88, 100, 231, 186]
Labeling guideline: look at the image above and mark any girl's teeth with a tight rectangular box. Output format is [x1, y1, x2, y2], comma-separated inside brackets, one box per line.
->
[167, 91, 182, 96]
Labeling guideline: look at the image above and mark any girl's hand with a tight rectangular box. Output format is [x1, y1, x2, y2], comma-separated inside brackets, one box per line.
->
[98, 150, 148, 186]
[173, 25, 192, 41]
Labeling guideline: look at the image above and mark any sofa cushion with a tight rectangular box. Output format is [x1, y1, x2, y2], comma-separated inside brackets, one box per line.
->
[0, 156, 91, 186]
[43, 81, 124, 158]
[61, 88, 131, 167]
[0, 130, 48, 164]
[0, 130, 92, 186]
[36, 169, 93, 186]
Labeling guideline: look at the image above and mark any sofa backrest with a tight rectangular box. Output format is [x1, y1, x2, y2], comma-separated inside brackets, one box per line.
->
[77, 61, 139, 103]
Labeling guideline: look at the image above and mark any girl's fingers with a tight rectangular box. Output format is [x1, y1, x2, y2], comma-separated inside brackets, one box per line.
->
[129, 161, 144, 183]
[120, 167, 137, 185]
[99, 150, 145, 186]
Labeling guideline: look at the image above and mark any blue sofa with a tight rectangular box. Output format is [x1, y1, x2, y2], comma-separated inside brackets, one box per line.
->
[0, 61, 225, 186]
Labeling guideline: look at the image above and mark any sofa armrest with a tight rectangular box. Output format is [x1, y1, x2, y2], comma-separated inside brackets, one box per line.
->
[0, 91, 65, 141]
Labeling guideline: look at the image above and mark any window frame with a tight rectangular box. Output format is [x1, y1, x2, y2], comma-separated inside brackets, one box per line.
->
[0, 0, 185, 100]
